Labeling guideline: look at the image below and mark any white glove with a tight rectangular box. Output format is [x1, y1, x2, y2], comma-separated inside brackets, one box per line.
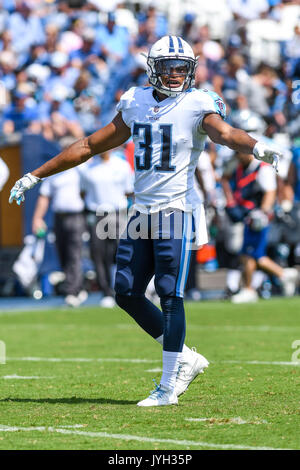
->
[247, 209, 270, 232]
[253, 142, 282, 173]
[9, 173, 42, 205]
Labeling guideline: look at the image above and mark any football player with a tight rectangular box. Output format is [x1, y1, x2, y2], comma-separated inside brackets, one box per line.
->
[9, 36, 282, 406]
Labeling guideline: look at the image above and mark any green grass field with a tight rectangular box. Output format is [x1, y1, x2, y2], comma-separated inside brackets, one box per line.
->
[0, 298, 300, 450]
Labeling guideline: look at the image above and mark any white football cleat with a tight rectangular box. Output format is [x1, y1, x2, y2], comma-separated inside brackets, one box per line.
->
[281, 268, 298, 297]
[65, 294, 82, 308]
[175, 348, 209, 397]
[77, 290, 88, 304]
[231, 288, 258, 304]
[65, 290, 88, 308]
[99, 296, 116, 308]
[137, 383, 178, 407]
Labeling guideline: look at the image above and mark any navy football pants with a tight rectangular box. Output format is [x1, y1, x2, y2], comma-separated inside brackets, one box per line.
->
[114, 210, 195, 352]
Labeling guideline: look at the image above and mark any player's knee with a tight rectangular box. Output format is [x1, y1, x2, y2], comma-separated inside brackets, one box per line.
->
[114, 270, 132, 296]
[155, 274, 177, 298]
[256, 256, 268, 267]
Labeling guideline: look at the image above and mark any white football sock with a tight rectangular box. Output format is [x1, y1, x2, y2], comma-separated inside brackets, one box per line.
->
[160, 350, 183, 390]
[155, 335, 191, 357]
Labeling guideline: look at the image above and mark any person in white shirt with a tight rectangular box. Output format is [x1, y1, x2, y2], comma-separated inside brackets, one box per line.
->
[79, 150, 134, 307]
[0, 157, 9, 191]
[9, 36, 282, 407]
[222, 151, 298, 303]
[227, 0, 269, 21]
[32, 168, 86, 307]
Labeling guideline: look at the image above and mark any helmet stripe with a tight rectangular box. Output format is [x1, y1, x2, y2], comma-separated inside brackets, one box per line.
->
[168, 36, 175, 53]
[177, 37, 184, 53]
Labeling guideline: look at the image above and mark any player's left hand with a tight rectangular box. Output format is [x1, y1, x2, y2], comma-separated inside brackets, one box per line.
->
[9, 173, 41, 205]
[253, 142, 282, 173]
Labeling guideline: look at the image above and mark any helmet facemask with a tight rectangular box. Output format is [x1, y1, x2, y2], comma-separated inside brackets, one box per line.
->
[147, 56, 196, 97]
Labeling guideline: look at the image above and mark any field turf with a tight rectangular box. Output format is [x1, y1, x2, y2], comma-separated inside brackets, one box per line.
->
[0, 298, 300, 450]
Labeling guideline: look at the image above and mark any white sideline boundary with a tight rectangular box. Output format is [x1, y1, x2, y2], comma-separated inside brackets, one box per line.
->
[5, 357, 300, 366]
[0, 424, 292, 450]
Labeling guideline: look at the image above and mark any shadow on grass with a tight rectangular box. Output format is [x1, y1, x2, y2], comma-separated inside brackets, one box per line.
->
[0, 397, 137, 405]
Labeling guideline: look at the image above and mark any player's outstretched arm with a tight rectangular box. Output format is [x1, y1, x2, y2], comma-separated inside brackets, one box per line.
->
[202, 113, 282, 172]
[9, 113, 131, 205]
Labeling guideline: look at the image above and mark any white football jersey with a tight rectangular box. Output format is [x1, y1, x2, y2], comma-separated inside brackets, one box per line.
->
[117, 86, 225, 212]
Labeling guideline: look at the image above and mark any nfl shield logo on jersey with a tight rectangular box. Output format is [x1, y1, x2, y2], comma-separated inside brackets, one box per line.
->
[153, 105, 160, 113]
[216, 98, 225, 114]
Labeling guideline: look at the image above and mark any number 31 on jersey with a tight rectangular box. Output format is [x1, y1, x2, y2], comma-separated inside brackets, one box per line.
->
[133, 122, 175, 172]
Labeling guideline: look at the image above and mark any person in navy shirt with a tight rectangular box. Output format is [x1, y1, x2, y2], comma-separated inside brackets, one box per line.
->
[2, 90, 39, 134]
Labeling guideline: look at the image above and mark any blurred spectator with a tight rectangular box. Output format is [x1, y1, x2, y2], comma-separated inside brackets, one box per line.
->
[70, 27, 98, 63]
[44, 51, 80, 95]
[213, 53, 248, 110]
[238, 63, 287, 122]
[2, 90, 39, 135]
[32, 168, 87, 307]
[144, 4, 168, 39]
[70, 27, 110, 89]
[58, 18, 84, 55]
[186, 149, 217, 300]
[282, 145, 300, 265]
[114, 2, 138, 36]
[134, 14, 158, 49]
[0, 50, 17, 92]
[179, 13, 197, 42]
[195, 24, 225, 66]
[79, 150, 134, 308]
[39, 85, 84, 145]
[223, 148, 298, 303]
[282, 23, 300, 79]
[7, 0, 45, 67]
[0, 30, 14, 55]
[44, 23, 60, 55]
[73, 70, 102, 134]
[194, 58, 213, 90]
[95, 11, 130, 64]
[227, 0, 269, 21]
[283, 78, 300, 139]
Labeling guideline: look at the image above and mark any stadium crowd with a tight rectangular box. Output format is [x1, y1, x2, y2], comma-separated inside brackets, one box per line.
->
[1, 0, 300, 305]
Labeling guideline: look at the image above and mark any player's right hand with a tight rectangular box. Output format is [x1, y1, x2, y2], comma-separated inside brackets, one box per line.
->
[9, 173, 42, 205]
[253, 142, 282, 173]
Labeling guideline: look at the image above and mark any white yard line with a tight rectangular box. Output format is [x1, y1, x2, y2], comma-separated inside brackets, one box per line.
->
[57, 425, 86, 429]
[5, 357, 300, 367]
[188, 325, 300, 332]
[1, 375, 54, 380]
[219, 360, 300, 366]
[0, 424, 291, 450]
[6, 357, 160, 364]
[0, 310, 50, 317]
[185, 417, 269, 425]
